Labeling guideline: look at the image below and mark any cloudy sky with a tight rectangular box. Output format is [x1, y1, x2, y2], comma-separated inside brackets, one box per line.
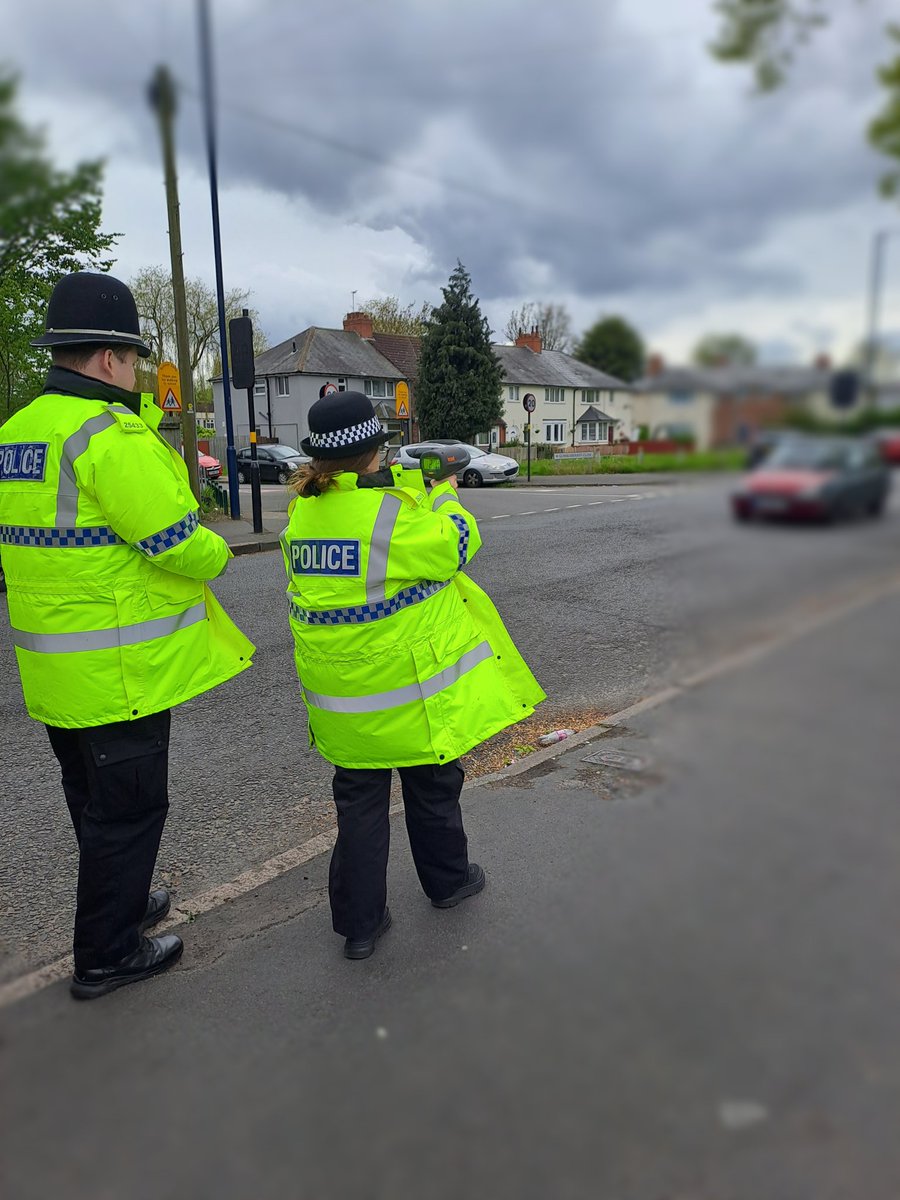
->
[5, 0, 900, 366]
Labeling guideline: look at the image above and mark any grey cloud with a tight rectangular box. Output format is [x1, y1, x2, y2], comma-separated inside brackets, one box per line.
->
[5, 0, 895, 309]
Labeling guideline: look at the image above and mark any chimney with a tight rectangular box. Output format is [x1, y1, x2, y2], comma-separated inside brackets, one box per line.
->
[647, 352, 665, 377]
[343, 311, 374, 340]
[813, 352, 832, 371]
[515, 324, 543, 354]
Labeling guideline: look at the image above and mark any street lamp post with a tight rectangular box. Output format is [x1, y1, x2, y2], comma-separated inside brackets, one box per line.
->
[864, 229, 900, 409]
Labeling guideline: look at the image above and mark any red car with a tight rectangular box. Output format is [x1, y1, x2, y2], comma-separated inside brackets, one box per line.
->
[198, 450, 221, 479]
[873, 429, 900, 465]
[731, 437, 890, 522]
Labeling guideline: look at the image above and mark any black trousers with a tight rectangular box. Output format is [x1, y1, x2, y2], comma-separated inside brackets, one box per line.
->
[45, 711, 171, 971]
[329, 761, 470, 939]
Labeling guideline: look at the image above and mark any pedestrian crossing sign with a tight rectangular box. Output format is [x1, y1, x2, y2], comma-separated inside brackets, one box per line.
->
[395, 381, 410, 420]
[157, 361, 182, 413]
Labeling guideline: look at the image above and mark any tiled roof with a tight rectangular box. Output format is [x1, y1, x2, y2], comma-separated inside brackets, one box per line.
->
[574, 405, 614, 423]
[492, 345, 629, 390]
[252, 327, 404, 379]
[371, 333, 422, 381]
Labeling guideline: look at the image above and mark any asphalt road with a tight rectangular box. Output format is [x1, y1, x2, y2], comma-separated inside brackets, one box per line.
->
[2, 476, 899, 978]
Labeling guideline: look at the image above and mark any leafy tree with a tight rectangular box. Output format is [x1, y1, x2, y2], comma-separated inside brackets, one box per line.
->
[574, 316, 645, 382]
[0, 73, 118, 420]
[710, 3, 900, 196]
[871, 26, 900, 198]
[360, 295, 431, 335]
[504, 301, 573, 351]
[129, 265, 267, 410]
[416, 261, 503, 440]
[692, 332, 757, 367]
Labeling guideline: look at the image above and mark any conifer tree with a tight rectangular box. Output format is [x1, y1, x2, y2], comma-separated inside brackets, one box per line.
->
[416, 262, 503, 440]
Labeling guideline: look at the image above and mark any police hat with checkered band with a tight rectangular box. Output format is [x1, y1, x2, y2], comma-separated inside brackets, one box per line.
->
[301, 390, 391, 460]
[31, 271, 152, 357]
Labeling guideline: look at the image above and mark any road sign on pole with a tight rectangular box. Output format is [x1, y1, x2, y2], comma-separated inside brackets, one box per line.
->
[157, 361, 182, 413]
[396, 381, 410, 419]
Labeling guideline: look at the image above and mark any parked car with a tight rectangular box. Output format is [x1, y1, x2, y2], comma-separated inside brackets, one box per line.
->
[198, 450, 221, 479]
[180, 446, 221, 479]
[390, 441, 519, 487]
[731, 436, 890, 523]
[871, 427, 900, 465]
[235, 445, 309, 485]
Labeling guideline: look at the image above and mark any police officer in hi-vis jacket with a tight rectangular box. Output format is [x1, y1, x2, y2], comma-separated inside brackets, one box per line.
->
[282, 391, 544, 959]
[0, 272, 255, 998]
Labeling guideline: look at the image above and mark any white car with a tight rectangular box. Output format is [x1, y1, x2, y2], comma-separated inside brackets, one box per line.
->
[389, 441, 519, 487]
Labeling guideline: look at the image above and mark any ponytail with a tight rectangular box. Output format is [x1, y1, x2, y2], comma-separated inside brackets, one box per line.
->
[289, 449, 381, 498]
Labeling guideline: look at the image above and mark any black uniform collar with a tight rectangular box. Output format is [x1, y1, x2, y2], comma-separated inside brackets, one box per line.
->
[44, 366, 142, 415]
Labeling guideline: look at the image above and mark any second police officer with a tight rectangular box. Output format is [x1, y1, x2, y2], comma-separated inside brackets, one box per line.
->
[282, 391, 545, 959]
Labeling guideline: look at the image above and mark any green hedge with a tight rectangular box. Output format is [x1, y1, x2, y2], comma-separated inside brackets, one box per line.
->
[521, 450, 745, 475]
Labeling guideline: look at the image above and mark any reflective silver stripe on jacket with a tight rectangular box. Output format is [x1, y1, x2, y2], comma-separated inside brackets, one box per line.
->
[55, 410, 119, 526]
[0, 524, 123, 547]
[432, 492, 456, 511]
[13, 600, 206, 654]
[134, 511, 200, 556]
[365, 493, 402, 603]
[289, 578, 449, 625]
[302, 641, 493, 713]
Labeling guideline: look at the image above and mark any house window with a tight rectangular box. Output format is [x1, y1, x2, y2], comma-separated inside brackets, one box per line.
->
[508, 385, 519, 403]
[582, 389, 598, 404]
[254, 380, 267, 397]
[668, 390, 694, 404]
[475, 431, 490, 446]
[337, 377, 347, 392]
[545, 386, 564, 404]
[543, 421, 566, 444]
[364, 379, 396, 399]
[275, 376, 289, 397]
[580, 421, 609, 443]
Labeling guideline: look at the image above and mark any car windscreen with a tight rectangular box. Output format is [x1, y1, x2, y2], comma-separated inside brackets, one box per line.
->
[269, 445, 302, 459]
[765, 441, 850, 470]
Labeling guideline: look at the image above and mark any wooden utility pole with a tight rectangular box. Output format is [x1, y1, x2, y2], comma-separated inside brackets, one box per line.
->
[148, 65, 201, 500]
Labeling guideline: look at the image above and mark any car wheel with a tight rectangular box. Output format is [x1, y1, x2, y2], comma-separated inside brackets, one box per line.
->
[276, 468, 291, 485]
[237, 468, 248, 484]
[462, 469, 483, 488]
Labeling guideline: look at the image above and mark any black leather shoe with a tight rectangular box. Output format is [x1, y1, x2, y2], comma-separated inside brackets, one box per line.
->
[140, 888, 171, 933]
[70, 934, 184, 1000]
[432, 863, 486, 908]
[344, 907, 392, 960]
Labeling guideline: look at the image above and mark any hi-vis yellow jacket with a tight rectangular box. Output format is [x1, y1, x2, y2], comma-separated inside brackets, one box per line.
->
[282, 467, 545, 769]
[0, 375, 254, 728]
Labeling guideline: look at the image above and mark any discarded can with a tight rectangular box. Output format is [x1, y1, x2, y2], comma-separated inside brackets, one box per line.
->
[538, 729, 576, 746]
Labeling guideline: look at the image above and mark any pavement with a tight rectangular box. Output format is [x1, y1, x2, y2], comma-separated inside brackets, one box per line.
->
[3, 576, 899, 1198]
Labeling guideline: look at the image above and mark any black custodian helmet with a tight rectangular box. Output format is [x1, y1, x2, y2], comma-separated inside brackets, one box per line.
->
[301, 390, 391, 459]
[31, 271, 151, 357]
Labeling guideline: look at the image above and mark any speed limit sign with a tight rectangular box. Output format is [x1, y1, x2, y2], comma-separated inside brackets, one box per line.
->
[523, 393, 536, 413]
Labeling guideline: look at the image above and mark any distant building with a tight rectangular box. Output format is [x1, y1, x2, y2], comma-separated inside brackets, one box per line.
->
[631, 353, 856, 449]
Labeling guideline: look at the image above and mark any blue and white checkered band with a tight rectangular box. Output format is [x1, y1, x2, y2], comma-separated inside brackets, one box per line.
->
[289, 579, 450, 625]
[307, 415, 383, 451]
[134, 511, 200, 557]
[0, 524, 124, 547]
[448, 513, 470, 568]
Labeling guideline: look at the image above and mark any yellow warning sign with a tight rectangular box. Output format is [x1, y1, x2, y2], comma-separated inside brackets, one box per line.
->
[157, 361, 182, 413]
[395, 380, 410, 419]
